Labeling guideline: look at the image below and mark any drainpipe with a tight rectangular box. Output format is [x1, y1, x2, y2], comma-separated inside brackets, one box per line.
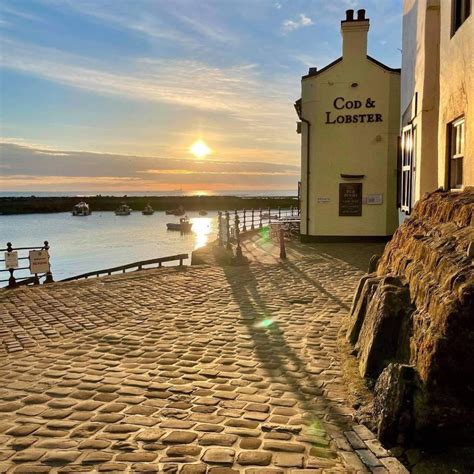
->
[301, 117, 311, 236]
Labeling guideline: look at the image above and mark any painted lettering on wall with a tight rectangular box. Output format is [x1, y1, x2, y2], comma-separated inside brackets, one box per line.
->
[325, 97, 383, 125]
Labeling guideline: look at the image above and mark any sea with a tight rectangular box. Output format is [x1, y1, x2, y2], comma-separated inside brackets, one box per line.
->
[0, 190, 296, 282]
[1, 210, 219, 282]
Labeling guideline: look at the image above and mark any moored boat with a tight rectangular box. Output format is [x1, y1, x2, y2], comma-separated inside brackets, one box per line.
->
[142, 204, 154, 215]
[198, 210, 208, 216]
[166, 216, 192, 233]
[165, 205, 185, 216]
[115, 203, 132, 215]
[72, 201, 91, 216]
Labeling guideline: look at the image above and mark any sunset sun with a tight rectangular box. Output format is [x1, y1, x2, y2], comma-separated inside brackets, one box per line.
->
[190, 140, 211, 158]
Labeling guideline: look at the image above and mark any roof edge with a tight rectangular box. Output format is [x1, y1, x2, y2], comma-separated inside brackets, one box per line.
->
[302, 57, 342, 79]
[367, 55, 401, 73]
[301, 55, 400, 80]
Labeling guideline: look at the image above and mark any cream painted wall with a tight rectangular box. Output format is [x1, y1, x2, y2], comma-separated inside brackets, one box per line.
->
[300, 58, 400, 237]
[401, 0, 440, 203]
[438, 2, 473, 188]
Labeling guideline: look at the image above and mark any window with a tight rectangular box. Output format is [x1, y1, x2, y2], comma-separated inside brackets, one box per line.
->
[449, 117, 465, 189]
[400, 124, 416, 214]
[452, 0, 471, 36]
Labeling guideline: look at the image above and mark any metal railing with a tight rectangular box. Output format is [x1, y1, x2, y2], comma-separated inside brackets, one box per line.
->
[61, 253, 189, 282]
[1, 241, 54, 289]
[217, 206, 300, 241]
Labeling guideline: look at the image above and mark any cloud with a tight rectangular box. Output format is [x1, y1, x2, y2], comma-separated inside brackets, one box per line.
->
[282, 14, 314, 33]
[0, 142, 299, 191]
[0, 37, 298, 146]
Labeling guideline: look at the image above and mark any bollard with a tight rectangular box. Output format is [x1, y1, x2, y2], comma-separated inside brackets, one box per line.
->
[279, 228, 287, 259]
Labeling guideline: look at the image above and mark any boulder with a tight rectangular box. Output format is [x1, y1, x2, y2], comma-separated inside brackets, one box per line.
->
[373, 364, 415, 445]
[356, 276, 413, 379]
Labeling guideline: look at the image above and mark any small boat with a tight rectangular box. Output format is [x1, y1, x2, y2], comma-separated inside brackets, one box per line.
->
[142, 204, 154, 215]
[165, 205, 185, 216]
[199, 210, 208, 216]
[72, 201, 91, 216]
[167, 216, 193, 233]
[115, 203, 132, 216]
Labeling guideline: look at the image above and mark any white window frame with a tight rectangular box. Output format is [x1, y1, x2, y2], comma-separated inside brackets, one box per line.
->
[400, 124, 416, 214]
[449, 117, 465, 189]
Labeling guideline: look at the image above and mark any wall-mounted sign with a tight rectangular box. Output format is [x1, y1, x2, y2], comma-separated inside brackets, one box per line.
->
[317, 197, 331, 204]
[29, 250, 50, 274]
[367, 194, 384, 205]
[4, 251, 18, 270]
[326, 97, 383, 125]
[339, 183, 362, 216]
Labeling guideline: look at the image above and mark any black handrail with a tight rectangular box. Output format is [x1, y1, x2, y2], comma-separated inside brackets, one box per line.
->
[61, 253, 189, 282]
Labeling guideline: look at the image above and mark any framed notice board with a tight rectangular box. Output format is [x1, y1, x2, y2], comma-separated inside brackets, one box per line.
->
[339, 183, 362, 216]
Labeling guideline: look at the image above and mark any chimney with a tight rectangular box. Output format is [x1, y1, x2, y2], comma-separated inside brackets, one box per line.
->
[341, 8, 370, 63]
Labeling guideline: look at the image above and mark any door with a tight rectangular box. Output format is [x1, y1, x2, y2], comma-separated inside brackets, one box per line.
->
[400, 124, 416, 214]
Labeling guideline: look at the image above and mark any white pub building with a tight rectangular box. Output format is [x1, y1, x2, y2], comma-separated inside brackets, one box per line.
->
[295, 9, 401, 241]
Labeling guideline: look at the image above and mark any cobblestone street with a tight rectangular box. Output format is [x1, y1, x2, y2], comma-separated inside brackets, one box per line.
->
[0, 237, 408, 473]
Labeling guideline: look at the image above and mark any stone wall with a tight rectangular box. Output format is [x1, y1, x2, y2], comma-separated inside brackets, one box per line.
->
[347, 188, 474, 444]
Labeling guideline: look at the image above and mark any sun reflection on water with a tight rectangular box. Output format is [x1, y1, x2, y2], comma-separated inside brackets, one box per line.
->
[191, 217, 212, 249]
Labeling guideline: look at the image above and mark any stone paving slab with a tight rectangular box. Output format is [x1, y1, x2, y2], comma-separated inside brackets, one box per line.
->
[0, 238, 408, 473]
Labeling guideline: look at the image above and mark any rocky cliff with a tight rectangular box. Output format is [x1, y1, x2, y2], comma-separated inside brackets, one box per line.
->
[347, 188, 474, 444]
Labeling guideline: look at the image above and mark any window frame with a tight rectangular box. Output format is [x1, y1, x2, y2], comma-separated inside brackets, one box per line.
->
[400, 123, 416, 214]
[452, 0, 471, 37]
[448, 116, 465, 190]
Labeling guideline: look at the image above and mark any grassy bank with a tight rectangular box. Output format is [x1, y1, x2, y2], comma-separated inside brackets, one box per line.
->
[0, 195, 299, 215]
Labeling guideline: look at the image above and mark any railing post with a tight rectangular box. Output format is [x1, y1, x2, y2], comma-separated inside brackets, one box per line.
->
[217, 211, 223, 246]
[242, 209, 247, 232]
[278, 207, 281, 220]
[268, 207, 271, 225]
[234, 213, 243, 260]
[6, 242, 17, 289]
[43, 240, 54, 283]
[259, 209, 263, 228]
[279, 228, 287, 259]
[225, 211, 232, 250]
[251, 209, 255, 230]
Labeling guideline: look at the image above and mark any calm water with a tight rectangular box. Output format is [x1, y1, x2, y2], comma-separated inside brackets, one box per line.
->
[0, 211, 218, 281]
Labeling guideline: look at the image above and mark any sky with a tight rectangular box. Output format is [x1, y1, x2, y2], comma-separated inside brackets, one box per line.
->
[0, 0, 402, 193]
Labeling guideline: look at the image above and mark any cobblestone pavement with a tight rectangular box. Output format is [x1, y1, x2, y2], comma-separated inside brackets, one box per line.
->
[0, 237, 408, 473]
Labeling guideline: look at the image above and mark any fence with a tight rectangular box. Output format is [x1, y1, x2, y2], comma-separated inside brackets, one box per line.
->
[61, 254, 189, 282]
[217, 207, 300, 247]
[1, 241, 54, 289]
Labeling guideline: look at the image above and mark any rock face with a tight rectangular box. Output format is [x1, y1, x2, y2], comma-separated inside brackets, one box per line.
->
[347, 188, 474, 443]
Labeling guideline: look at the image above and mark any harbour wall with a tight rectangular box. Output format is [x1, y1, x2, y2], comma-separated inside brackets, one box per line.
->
[0, 195, 298, 215]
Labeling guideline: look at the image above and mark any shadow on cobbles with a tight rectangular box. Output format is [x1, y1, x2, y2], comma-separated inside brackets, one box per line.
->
[223, 264, 352, 435]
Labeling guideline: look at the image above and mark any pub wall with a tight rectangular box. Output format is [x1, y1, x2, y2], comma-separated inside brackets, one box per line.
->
[301, 59, 400, 237]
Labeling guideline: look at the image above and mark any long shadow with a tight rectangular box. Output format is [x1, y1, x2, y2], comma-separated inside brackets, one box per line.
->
[223, 263, 353, 440]
[282, 259, 351, 312]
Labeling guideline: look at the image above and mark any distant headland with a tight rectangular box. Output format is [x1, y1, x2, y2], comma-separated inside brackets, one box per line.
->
[0, 195, 298, 215]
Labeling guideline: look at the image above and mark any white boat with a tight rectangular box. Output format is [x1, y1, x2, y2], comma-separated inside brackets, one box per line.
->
[142, 204, 154, 215]
[115, 203, 132, 216]
[72, 201, 91, 216]
[167, 216, 193, 233]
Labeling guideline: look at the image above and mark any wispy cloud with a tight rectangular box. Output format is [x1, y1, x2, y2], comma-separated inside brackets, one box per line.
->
[282, 14, 314, 33]
[0, 37, 298, 147]
[0, 142, 299, 191]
